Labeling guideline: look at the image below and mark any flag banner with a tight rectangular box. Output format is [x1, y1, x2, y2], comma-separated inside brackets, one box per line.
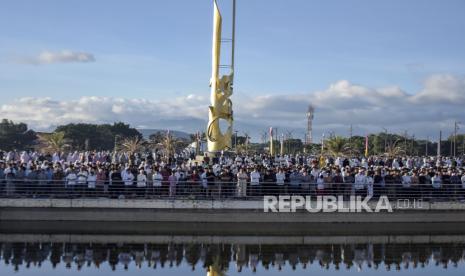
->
[365, 135, 369, 157]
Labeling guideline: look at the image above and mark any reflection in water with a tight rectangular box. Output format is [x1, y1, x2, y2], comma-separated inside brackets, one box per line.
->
[1, 241, 465, 273]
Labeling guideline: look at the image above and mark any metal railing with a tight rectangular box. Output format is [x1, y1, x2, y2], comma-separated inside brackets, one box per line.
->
[1, 179, 465, 201]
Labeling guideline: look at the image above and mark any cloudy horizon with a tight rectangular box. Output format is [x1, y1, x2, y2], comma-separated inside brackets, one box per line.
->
[1, 73, 463, 141]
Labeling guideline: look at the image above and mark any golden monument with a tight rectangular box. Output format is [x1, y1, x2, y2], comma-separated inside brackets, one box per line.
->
[207, 0, 236, 152]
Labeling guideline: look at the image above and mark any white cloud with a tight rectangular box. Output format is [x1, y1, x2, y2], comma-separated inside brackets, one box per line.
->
[0, 95, 207, 131]
[410, 74, 465, 104]
[21, 50, 95, 65]
[1, 74, 464, 140]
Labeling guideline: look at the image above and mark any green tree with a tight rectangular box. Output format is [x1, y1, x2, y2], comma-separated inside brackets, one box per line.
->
[325, 136, 351, 157]
[284, 138, 303, 154]
[55, 122, 142, 150]
[148, 131, 165, 146]
[110, 122, 142, 139]
[384, 139, 406, 158]
[118, 136, 146, 154]
[37, 131, 71, 153]
[148, 131, 189, 158]
[0, 119, 37, 151]
[303, 143, 321, 155]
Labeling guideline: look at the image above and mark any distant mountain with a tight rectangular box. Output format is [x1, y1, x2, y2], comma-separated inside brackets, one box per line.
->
[137, 129, 192, 140]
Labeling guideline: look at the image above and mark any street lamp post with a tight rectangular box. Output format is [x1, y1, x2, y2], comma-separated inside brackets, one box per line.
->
[425, 136, 429, 156]
[382, 127, 387, 153]
[114, 135, 120, 152]
[454, 121, 460, 158]
[234, 130, 238, 152]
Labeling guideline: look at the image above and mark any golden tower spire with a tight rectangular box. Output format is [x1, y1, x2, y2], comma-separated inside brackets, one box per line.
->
[207, 0, 235, 152]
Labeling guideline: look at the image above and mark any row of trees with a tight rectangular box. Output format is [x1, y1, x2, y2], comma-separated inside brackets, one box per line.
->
[116, 131, 190, 156]
[1, 118, 464, 157]
[0, 119, 191, 157]
[232, 132, 465, 157]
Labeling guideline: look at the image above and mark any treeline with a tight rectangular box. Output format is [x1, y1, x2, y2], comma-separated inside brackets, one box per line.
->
[0, 119, 141, 151]
[1, 118, 464, 156]
[55, 122, 141, 150]
[232, 132, 465, 157]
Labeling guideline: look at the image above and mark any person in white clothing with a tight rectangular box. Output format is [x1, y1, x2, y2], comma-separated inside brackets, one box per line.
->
[461, 172, 465, 189]
[76, 167, 88, 195]
[250, 168, 261, 196]
[275, 168, 286, 195]
[431, 173, 442, 200]
[168, 171, 177, 197]
[316, 174, 325, 195]
[66, 170, 77, 192]
[460, 172, 465, 200]
[152, 169, 163, 196]
[354, 170, 367, 196]
[86, 169, 97, 197]
[401, 172, 412, 198]
[122, 168, 134, 197]
[136, 169, 147, 198]
[236, 167, 248, 197]
[366, 172, 374, 197]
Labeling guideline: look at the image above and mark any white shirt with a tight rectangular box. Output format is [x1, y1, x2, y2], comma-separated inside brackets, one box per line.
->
[4, 167, 16, 176]
[77, 171, 88, 184]
[152, 173, 163, 187]
[354, 173, 367, 190]
[136, 174, 147, 187]
[87, 174, 97, 189]
[317, 177, 325, 190]
[367, 176, 374, 196]
[311, 168, 320, 179]
[174, 171, 183, 181]
[402, 175, 411, 188]
[66, 173, 77, 186]
[123, 172, 134, 186]
[250, 171, 260, 185]
[275, 172, 286, 185]
[431, 176, 441, 189]
[200, 172, 208, 188]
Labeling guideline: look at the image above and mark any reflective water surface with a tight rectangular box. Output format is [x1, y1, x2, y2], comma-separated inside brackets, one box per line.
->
[2, 239, 465, 276]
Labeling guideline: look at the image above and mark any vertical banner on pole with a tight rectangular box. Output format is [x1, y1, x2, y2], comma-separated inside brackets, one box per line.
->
[365, 135, 369, 157]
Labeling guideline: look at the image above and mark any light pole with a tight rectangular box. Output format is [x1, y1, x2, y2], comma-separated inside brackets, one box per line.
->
[321, 133, 325, 155]
[438, 130, 442, 157]
[196, 131, 201, 156]
[114, 135, 120, 152]
[234, 130, 238, 152]
[412, 134, 415, 156]
[450, 132, 453, 157]
[403, 130, 408, 155]
[425, 136, 429, 156]
[286, 130, 293, 154]
[382, 127, 388, 153]
[454, 121, 460, 158]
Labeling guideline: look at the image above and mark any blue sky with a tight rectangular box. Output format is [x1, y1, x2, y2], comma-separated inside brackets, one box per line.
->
[1, 0, 465, 138]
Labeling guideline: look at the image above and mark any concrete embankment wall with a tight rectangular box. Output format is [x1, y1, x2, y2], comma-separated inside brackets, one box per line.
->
[1, 198, 465, 223]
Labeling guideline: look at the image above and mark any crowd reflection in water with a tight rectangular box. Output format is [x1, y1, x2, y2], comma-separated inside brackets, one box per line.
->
[2, 241, 465, 272]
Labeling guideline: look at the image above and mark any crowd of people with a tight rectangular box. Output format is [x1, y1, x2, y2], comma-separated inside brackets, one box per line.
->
[0, 150, 465, 200]
[1, 241, 464, 272]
